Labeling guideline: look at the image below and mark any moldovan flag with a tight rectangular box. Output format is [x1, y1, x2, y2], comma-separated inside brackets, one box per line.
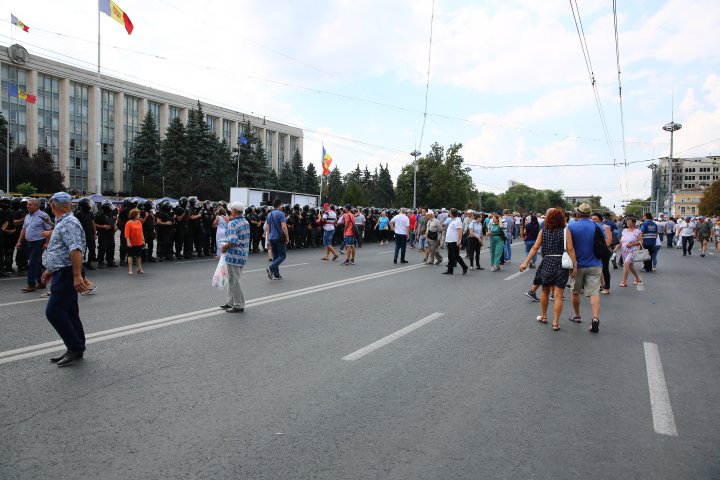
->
[322, 145, 332, 176]
[99, 0, 134, 35]
[18, 88, 36, 104]
[11, 14, 29, 32]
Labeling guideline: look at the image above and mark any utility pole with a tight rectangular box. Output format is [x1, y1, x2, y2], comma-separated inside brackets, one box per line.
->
[410, 149, 421, 209]
[663, 121, 682, 217]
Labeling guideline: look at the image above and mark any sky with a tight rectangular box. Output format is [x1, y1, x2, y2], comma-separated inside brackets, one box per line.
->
[4, 0, 720, 211]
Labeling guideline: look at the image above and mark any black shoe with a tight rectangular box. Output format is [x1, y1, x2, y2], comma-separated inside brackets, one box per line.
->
[442, 270, 453, 275]
[400, 260, 408, 263]
[266, 267, 273, 280]
[106, 262, 118, 268]
[50, 350, 70, 363]
[86, 263, 96, 270]
[462, 268, 468, 275]
[394, 259, 398, 264]
[220, 304, 231, 309]
[525, 290, 540, 302]
[56, 350, 83, 367]
[274, 275, 283, 280]
[590, 318, 600, 333]
[149, 258, 158, 263]
[226, 307, 244, 313]
[120, 260, 127, 266]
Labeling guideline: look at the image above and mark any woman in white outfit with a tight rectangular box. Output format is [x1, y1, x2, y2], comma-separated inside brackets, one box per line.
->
[213, 207, 229, 258]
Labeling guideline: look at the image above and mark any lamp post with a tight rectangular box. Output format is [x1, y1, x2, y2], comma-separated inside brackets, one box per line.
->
[410, 149, 421, 209]
[663, 121, 682, 217]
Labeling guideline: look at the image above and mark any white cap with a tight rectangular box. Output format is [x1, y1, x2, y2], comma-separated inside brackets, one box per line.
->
[427, 209, 435, 215]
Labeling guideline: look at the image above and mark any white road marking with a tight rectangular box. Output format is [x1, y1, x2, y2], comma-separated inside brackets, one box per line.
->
[0, 263, 427, 365]
[245, 263, 309, 274]
[504, 270, 527, 281]
[342, 312, 444, 362]
[378, 251, 394, 255]
[0, 298, 48, 308]
[643, 342, 678, 437]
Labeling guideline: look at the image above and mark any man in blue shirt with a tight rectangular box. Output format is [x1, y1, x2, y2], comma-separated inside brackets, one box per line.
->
[266, 198, 289, 280]
[567, 203, 602, 333]
[220, 202, 250, 313]
[41, 192, 89, 367]
[639, 212, 659, 272]
[16, 198, 53, 292]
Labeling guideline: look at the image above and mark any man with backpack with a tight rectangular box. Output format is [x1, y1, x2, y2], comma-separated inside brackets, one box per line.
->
[567, 203, 603, 333]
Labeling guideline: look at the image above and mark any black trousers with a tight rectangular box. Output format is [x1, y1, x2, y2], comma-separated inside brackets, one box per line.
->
[601, 254, 611, 290]
[682, 236, 694, 255]
[97, 233, 115, 263]
[447, 241, 467, 272]
[467, 237, 481, 267]
[45, 266, 85, 352]
[85, 234, 96, 263]
[394, 233, 407, 261]
[174, 224, 186, 256]
[119, 231, 127, 261]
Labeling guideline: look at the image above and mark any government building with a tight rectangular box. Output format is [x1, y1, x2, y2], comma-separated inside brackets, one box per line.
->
[1, 44, 303, 194]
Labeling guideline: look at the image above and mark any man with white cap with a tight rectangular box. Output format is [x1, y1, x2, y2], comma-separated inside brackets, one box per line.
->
[41, 192, 89, 367]
[424, 210, 443, 265]
[221, 202, 250, 313]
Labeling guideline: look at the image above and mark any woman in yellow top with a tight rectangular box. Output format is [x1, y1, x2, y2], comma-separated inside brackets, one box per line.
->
[124, 208, 145, 275]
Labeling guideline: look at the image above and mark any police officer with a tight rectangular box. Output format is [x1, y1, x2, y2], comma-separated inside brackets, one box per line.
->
[248, 206, 261, 253]
[117, 198, 135, 266]
[0, 196, 13, 276]
[12, 197, 29, 276]
[200, 200, 215, 256]
[174, 197, 189, 258]
[155, 201, 175, 261]
[139, 200, 157, 262]
[187, 196, 202, 257]
[95, 201, 117, 267]
[75, 198, 97, 270]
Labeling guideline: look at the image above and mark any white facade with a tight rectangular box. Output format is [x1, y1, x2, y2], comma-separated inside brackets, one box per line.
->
[1, 44, 303, 194]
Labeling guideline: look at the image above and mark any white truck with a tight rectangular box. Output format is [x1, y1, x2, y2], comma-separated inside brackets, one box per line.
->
[230, 187, 319, 208]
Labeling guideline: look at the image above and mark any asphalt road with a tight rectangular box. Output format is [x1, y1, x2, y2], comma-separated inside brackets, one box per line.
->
[1, 239, 719, 479]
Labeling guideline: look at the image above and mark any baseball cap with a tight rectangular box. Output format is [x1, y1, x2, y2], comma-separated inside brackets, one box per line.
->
[50, 192, 72, 203]
[323, 203, 330, 208]
[427, 209, 434, 215]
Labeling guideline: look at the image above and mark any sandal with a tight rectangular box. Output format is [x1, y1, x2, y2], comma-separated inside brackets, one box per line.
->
[590, 317, 600, 333]
[332, 255, 339, 261]
[536, 315, 547, 324]
[633, 279, 642, 285]
[552, 321, 560, 331]
[618, 283, 627, 287]
[321, 257, 328, 261]
[568, 315, 582, 323]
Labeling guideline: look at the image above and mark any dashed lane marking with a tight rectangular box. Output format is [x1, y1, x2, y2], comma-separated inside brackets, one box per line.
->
[643, 342, 678, 437]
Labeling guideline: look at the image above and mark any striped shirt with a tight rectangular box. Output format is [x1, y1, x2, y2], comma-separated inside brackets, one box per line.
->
[224, 216, 250, 266]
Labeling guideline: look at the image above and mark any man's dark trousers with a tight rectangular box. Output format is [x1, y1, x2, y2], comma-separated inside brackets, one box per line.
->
[45, 266, 86, 353]
[394, 233, 407, 262]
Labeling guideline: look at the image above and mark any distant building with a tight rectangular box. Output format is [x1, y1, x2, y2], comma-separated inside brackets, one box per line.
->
[655, 156, 720, 211]
[1, 44, 303, 194]
[672, 191, 703, 218]
[565, 195, 593, 206]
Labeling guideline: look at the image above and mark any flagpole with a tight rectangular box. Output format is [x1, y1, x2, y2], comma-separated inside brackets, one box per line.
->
[95, 4, 102, 194]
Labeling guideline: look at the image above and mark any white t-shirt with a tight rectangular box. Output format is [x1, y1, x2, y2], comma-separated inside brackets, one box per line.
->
[445, 217, 463, 243]
[679, 221, 696, 237]
[391, 214, 410, 235]
[354, 213, 365, 226]
[322, 210, 337, 231]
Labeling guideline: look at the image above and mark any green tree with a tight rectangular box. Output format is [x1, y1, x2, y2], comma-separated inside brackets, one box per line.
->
[624, 198, 651, 217]
[234, 122, 270, 189]
[290, 149, 306, 192]
[479, 191, 499, 213]
[304, 163, 319, 195]
[326, 166, 344, 204]
[343, 181, 367, 206]
[699, 180, 720, 216]
[376, 163, 395, 207]
[277, 160, 294, 191]
[131, 111, 162, 197]
[160, 117, 188, 197]
[8, 147, 65, 194]
[16, 181, 37, 196]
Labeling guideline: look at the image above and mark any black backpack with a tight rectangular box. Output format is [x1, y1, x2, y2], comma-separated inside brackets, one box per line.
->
[593, 225, 611, 261]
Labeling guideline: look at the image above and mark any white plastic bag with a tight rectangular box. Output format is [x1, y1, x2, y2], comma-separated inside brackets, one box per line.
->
[212, 254, 229, 289]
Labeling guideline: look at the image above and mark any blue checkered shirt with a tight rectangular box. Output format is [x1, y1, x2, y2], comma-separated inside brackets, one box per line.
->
[43, 213, 86, 273]
[224, 216, 250, 266]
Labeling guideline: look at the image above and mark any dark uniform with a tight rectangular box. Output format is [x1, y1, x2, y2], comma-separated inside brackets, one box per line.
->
[117, 205, 130, 265]
[174, 204, 188, 258]
[74, 199, 97, 269]
[0, 197, 14, 275]
[140, 202, 156, 262]
[95, 202, 117, 266]
[200, 205, 215, 256]
[248, 209, 261, 253]
[156, 202, 174, 261]
[12, 200, 28, 274]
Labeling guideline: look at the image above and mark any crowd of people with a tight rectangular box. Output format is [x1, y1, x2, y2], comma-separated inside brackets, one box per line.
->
[2, 192, 718, 365]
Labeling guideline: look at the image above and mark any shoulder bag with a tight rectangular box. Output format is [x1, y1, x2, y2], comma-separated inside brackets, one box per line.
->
[562, 227, 573, 269]
[632, 245, 650, 263]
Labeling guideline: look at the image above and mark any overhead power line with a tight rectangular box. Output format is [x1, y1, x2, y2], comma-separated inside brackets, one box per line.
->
[417, 0, 435, 154]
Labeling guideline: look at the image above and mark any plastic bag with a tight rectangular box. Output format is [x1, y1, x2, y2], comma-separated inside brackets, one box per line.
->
[212, 254, 229, 289]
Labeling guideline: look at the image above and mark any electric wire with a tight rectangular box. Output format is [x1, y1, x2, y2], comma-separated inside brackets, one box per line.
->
[613, 0, 630, 196]
[0, 22, 668, 150]
[417, 0, 435, 154]
[569, 0, 625, 198]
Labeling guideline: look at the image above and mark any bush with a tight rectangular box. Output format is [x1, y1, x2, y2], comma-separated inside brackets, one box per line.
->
[16, 182, 37, 196]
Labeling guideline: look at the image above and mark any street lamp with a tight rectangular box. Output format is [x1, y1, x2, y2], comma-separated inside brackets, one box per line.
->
[663, 121, 682, 217]
[410, 149, 421, 209]
[648, 163, 658, 214]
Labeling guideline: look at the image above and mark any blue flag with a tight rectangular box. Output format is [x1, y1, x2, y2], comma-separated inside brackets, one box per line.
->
[8, 82, 18, 98]
[238, 135, 248, 145]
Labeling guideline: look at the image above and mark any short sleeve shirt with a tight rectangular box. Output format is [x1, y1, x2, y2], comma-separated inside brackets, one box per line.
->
[43, 213, 86, 273]
[445, 217, 462, 243]
[224, 216, 250, 266]
[392, 214, 410, 235]
[22, 210, 52, 242]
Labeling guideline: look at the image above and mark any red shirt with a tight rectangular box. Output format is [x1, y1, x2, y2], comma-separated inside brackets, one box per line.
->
[124, 220, 144, 247]
[409, 214, 417, 230]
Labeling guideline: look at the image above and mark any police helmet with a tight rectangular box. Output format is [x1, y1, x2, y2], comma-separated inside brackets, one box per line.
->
[100, 201, 114, 213]
[0, 196, 10, 209]
[78, 198, 93, 212]
[178, 197, 188, 207]
[188, 196, 198, 208]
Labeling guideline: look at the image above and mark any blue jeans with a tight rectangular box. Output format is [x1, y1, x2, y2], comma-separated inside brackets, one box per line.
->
[26, 239, 45, 286]
[666, 233, 674, 247]
[46, 266, 85, 352]
[524, 240, 537, 264]
[269, 239, 286, 277]
[503, 237, 512, 261]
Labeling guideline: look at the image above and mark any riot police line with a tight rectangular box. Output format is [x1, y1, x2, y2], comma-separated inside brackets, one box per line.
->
[1, 193, 418, 276]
